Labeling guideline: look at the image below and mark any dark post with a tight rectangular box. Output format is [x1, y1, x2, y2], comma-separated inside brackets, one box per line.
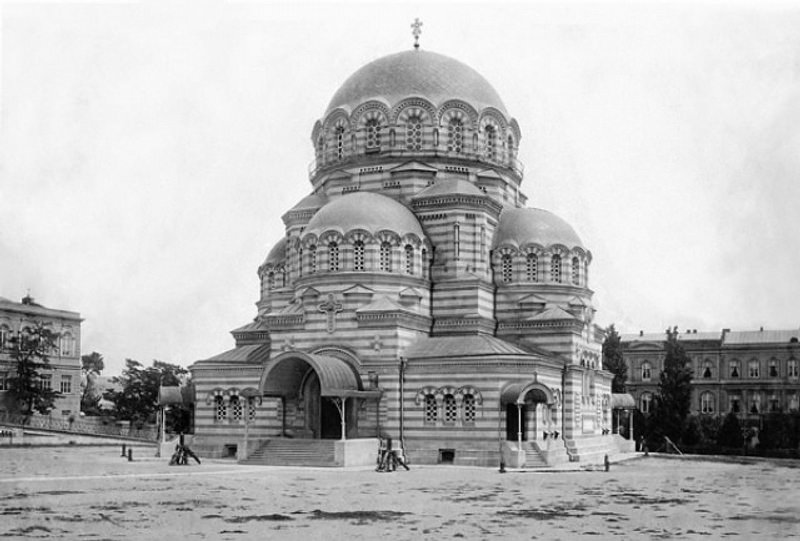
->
[127, 448, 133, 462]
[604, 454, 610, 472]
[121, 444, 126, 457]
[499, 459, 506, 473]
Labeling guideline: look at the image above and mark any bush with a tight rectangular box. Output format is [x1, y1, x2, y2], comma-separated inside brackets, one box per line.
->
[716, 412, 744, 448]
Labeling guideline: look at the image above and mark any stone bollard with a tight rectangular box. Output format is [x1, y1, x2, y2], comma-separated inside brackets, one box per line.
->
[127, 448, 133, 462]
[604, 454, 610, 472]
[121, 444, 126, 457]
[499, 460, 506, 474]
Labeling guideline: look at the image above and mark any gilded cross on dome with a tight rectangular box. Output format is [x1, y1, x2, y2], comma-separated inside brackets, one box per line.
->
[411, 18, 423, 49]
[318, 293, 343, 333]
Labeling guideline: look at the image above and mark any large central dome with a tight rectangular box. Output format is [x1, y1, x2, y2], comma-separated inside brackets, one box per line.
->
[325, 50, 508, 116]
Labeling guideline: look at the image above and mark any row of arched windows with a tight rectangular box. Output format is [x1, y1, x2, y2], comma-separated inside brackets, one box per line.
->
[261, 238, 430, 292]
[494, 251, 589, 287]
[213, 395, 257, 424]
[638, 358, 800, 382]
[0, 324, 75, 356]
[638, 390, 800, 415]
[314, 104, 520, 171]
[416, 386, 483, 426]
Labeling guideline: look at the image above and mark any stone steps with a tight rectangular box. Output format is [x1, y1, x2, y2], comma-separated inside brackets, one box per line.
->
[565, 435, 621, 464]
[239, 439, 337, 467]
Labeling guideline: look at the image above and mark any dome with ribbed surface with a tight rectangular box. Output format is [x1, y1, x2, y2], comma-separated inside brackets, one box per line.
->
[325, 50, 507, 117]
[492, 208, 585, 250]
[305, 192, 424, 238]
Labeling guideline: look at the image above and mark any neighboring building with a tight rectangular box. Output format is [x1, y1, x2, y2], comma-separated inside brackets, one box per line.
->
[190, 40, 624, 467]
[621, 328, 800, 418]
[0, 295, 82, 417]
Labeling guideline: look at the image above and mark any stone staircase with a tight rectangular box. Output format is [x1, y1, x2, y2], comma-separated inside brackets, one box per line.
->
[522, 443, 548, 468]
[564, 434, 620, 464]
[239, 439, 337, 467]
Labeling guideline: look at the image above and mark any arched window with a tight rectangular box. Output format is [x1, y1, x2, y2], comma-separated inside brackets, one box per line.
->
[700, 392, 715, 414]
[463, 394, 476, 424]
[447, 117, 463, 153]
[641, 361, 652, 381]
[571, 256, 580, 285]
[729, 394, 741, 413]
[335, 126, 346, 160]
[297, 248, 303, 277]
[424, 394, 437, 424]
[247, 397, 257, 421]
[316, 136, 324, 161]
[267, 272, 275, 290]
[484, 125, 497, 160]
[729, 360, 740, 378]
[214, 396, 226, 422]
[328, 242, 339, 272]
[789, 358, 799, 378]
[60, 333, 73, 357]
[404, 244, 414, 275]
[702, 360, 713, 379]
[501, 254, 513, 283]
[230, 396, 242, 422]
[584, 260, 589, 285]
[526, 253, 538, 282]
[443, 394, 457, 424]
[380, 242, 392, 272]
[789, 393, 799, 412]
[353, 240, 365, 271]
[365, 118, 381, 149]
[550, 254, 562, 283]
[748, 359, 759, 379]
[405, 114, 423, 151]
[750, 392, 761, 413]
[769, 358, 779, 378]
[308, 245, 317, 274]
[0, 324, 10, 350]
[640, 392, 653, 414]
[507, 134, 516, 161]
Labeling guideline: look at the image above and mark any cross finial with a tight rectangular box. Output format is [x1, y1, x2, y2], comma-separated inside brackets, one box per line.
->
[411, 18, 423, 49]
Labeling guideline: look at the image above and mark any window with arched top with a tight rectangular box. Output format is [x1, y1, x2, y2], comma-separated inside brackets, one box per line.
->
[584, 260, 589, 285]
[501, 254, 513, 283]
[789, 359, 799, 378]
[640, 392, 653, 414]
[328, 242, 339, 272]
[297, 248, 303, 277]
[750, 392, 761, 413]
[316, 136, 324, 161]
[404, 244, 414, 275]
[380, 242, 392, 272]
[748, 359, 759, 379]
[247, 397, 257, 421]
[484, 125, 497, 160]
[526, 253, 538, 282]
[729, 394, 741, 413]
[641, 361, 652, 381]
[571, 256, 580, 285]
[702, 360, 713, 379]
[335, 126, 346, 160]
[769, 358, 779, 378]
[60, 333, 73, 356]
[507, 134, 516, 161]
[405, 114, 423, 151]
[353, 240, 365, 271]
[700, 392, 715, 414]
[421, 248, 429, 279]
[365, 118, 381, 149]
[730, 359, 740, 378]
[550, 254, 562, 283]
[447, 117, 464, 153]
[443, 394, 457, 424]
[308, 245, 317, 274]
[230, 396, 242, 422]
[0, 325, 9, 350]
[214, 396, 226, 422]
[424, 394, 437, 424]
[267, 272, 275, 290]
[463, 394, 476, 424]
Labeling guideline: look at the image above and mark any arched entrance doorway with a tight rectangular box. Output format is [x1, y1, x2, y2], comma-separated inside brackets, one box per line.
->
[260, 350, 379, 440]
[501, 381, 556, 443]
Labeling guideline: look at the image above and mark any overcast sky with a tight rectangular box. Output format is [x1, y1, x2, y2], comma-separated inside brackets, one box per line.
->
[2, 1, 799, 374]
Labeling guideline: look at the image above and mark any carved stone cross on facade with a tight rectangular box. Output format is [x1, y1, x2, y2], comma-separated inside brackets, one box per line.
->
[371, 334, 382, 351]
[318, 293, 343, 334]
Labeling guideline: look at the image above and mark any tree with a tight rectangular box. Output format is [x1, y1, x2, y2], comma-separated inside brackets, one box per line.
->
[651, 327, 694, 444]
[716, 411, 744, 449]
[104, 359, 188, 428]
[602, 324, 627, 393]
[80, 351, 105, 415]
[7, 321, 61, 419]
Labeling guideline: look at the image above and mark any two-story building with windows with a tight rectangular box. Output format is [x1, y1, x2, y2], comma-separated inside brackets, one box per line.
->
[621, 328, 800, 419]
[0, 295, 82, 417]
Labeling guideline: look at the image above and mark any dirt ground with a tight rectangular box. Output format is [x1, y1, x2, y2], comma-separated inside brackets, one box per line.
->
[1, 446, 798, 540]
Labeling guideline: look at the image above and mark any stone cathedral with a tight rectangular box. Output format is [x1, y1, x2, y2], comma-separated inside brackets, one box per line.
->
[190, 36, 629, 467]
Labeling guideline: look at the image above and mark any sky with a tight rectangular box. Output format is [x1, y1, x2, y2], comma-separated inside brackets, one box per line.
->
[2, 1, 799, 375]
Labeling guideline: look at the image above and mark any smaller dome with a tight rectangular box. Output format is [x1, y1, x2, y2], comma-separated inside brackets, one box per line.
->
[493, 208, 585, 250]
[262, 237, 287, 268]
[305, 192, 424, 238]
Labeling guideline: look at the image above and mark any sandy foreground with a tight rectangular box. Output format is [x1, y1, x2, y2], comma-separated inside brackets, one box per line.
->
[0, 446, 798, 540]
